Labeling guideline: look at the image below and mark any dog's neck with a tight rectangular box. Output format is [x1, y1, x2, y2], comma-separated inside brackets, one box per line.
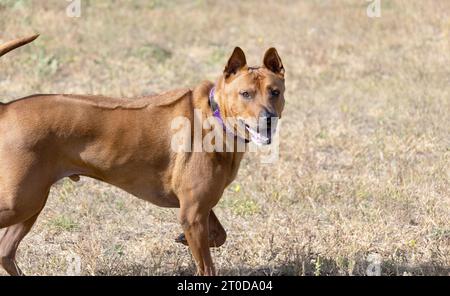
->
[208, 86, 249, 144]
[191, 81, 246, 168]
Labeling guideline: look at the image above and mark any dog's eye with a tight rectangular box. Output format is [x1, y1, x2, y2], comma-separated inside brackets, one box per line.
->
[240, 91, 251, 99]
[270, 89, 280, 97]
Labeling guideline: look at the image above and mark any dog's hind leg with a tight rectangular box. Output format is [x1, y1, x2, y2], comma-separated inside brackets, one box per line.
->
[0, 212, 41, 276]
[0, 171, 51, 275]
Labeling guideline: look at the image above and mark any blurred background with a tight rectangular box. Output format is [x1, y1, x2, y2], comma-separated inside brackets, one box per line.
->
[0, 0, 449, 275]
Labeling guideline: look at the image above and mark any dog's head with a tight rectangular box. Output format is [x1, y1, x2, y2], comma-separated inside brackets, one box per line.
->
[215, 47, 285, 145]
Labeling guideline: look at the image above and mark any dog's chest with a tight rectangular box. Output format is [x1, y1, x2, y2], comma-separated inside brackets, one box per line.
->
[216, 152, 245, 188]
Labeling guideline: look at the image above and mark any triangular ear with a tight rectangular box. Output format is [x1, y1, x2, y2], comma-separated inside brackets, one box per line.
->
[263, 47, 284, 76]
[224, 47, 247, 78]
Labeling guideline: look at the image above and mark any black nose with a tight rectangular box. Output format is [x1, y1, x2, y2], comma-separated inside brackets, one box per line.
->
[260, 109, 277, 120]
[259, 109, 277, 131]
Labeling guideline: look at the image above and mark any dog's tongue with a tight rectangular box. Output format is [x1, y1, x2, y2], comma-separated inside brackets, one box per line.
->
[246, 126, 270, 145]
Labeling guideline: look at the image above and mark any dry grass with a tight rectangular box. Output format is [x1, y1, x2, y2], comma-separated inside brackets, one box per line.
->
[0, 0, 449, 275]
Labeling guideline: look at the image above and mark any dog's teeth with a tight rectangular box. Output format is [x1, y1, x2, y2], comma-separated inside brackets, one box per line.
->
[246, 126, 269, 145]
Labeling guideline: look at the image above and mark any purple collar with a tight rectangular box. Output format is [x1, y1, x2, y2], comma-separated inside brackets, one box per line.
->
[208, 86, 249, 143]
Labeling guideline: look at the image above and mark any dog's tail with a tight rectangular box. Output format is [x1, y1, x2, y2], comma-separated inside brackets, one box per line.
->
[0, 34, 39, 58]
[0, 34, 39, 107]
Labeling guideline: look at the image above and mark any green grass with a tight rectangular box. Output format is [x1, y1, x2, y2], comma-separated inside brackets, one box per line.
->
[48, 215, 79, 232]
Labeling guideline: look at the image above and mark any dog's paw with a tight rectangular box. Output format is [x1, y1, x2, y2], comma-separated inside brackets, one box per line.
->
[175, 233, 189, 246]
[69, 175, 80, 182]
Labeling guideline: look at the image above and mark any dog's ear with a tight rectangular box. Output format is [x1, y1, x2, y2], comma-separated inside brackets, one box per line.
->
[263, 47, 284, 76]
[224, 47, 247, 79]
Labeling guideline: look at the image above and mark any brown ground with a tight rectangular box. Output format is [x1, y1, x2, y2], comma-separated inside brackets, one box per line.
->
[0, 0, 449, 275]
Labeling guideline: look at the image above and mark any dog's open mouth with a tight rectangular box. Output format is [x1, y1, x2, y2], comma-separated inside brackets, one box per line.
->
[237, 119, 273, 145]
[246, 125, 271, 145]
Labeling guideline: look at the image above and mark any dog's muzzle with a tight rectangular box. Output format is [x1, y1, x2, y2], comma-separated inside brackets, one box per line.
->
[245, 110, 278, 146]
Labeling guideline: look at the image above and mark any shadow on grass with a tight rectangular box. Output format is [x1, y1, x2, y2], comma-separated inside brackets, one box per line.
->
[216, 260, 450, 276]
[93, 254, 450, 276]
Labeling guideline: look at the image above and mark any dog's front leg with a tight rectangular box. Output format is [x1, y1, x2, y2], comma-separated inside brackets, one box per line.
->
[179, 205, 215, 276]
[175, 210, 227, 247]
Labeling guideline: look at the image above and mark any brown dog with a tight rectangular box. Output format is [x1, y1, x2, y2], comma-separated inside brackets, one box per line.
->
[0, 35, 285, 276]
